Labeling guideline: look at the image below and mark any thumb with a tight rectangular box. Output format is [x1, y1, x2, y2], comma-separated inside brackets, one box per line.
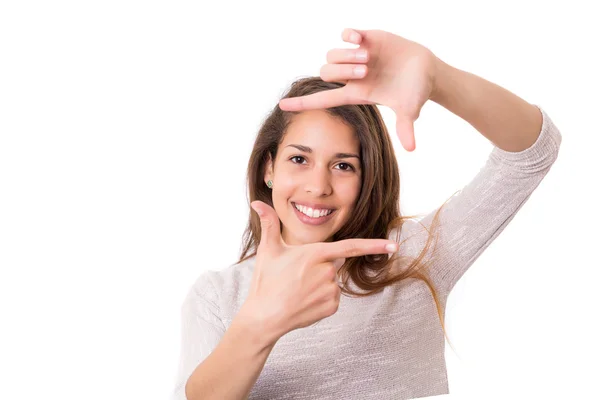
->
[250, 200, 282, 250]
[395, 115, 416, 152]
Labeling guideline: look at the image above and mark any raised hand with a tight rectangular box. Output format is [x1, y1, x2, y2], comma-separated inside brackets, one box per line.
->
[238, 200, 399, 345]
[278, 28, 440, 152]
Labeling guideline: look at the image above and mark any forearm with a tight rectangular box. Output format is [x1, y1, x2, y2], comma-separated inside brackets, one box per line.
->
[185, 313, 278, 400]
[430, 58, 543, 153]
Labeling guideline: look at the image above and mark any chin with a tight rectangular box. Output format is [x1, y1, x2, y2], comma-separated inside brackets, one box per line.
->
[283, 225, 332, 246]
[291, 230, 328, 245]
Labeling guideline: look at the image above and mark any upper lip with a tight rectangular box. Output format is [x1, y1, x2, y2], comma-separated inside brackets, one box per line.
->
[292, 201, 337, 211]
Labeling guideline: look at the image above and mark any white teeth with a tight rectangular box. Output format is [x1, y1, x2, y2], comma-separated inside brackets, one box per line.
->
[294, 203, 333, 218]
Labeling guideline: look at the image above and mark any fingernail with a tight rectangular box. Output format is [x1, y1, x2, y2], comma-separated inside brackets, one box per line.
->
[354, 65, 366, 77]
[351, 32, 360, 42]
[385, 243, 398, 253]
[356, 50, 367, 61]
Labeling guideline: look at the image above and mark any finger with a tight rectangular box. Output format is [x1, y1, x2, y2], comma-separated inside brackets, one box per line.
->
[320, 63, 368, 83]
[278, 87, 362, 111]
[396, 116, 416, 152]
[326, 48, 369, 64]
[250, 200, 282, 250]
[313, 239, 399, 262]
[342, 28, 366, 44]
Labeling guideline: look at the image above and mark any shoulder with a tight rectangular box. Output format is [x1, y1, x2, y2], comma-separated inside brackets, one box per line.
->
[388, 219, 433, 253]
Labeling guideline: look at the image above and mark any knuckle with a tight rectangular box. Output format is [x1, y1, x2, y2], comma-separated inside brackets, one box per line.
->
[328, 282, 340, 300]
[346, 64, 359, 75]
[345, 242, 360, 257]
[261, 218, 273, 229]
[328, 299, 340, 314]
[326, 264, 337, 280]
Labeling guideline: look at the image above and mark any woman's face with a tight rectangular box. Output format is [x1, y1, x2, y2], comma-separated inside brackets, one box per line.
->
[265, 109, 362, 246]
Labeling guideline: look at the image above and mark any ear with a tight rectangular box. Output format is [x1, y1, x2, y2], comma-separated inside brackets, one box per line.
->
[264, 153, 274, 185]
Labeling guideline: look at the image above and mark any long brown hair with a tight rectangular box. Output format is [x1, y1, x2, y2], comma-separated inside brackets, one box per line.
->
[236, 76, 456, 351]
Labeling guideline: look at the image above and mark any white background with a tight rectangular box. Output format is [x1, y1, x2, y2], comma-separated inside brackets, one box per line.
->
[1, 1, 598, 399]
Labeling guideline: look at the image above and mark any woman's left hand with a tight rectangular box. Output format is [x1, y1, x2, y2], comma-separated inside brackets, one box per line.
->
[278, 28, 440, 152]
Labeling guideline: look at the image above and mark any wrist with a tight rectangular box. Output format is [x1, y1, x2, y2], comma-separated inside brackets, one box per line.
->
[430, 57, 457, 106]
[235, 303, 281, 351]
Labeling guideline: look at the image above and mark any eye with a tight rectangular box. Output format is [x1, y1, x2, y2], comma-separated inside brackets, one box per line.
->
[289, 155, 306, 164]
[335, 162, 355, 172]
[289, 156, 355, 172]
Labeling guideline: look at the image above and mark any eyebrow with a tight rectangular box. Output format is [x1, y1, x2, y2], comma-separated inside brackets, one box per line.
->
[285, 144, 360, 160]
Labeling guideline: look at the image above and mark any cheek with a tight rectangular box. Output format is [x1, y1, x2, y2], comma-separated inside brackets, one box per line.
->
[271, 179, 296, 211]
[335, 179, 361, 204]
[273, 170, 300, 196]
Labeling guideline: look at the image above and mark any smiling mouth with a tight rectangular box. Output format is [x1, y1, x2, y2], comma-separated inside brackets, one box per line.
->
[291, 202, 338, 226]
[292, 202, 336, 218]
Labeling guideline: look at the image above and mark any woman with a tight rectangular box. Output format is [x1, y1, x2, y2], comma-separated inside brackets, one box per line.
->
[174, 28, 562, 400]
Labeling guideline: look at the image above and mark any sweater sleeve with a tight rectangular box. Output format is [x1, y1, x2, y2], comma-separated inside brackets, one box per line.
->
[171, 273, 225, 400]
[401, 105, 562, 298]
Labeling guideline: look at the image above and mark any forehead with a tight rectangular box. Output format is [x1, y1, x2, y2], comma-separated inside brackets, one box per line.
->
[282, 109, 358, 149]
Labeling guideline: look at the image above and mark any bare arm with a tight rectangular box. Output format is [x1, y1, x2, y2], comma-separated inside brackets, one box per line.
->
[184, 309, 279, 400]
[431, 58, 543, 153]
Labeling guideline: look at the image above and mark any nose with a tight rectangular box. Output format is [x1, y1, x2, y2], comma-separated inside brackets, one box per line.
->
[304, 166, 333, 196]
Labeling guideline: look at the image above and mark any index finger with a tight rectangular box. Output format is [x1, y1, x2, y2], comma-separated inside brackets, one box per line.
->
[278, 87, 359, 111]
[312, 238, 398, 262]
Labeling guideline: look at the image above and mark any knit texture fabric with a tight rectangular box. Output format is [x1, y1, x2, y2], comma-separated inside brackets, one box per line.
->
[172, 105, 561, 400]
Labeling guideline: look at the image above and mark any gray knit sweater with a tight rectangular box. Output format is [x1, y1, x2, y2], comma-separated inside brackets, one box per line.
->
[172, 105, 561, 399]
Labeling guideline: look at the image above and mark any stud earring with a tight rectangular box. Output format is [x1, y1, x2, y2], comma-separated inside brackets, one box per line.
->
[267, 180, 273, 189]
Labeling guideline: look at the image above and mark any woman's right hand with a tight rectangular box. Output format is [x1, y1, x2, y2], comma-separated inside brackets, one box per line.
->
[237, 200, 399, 345]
